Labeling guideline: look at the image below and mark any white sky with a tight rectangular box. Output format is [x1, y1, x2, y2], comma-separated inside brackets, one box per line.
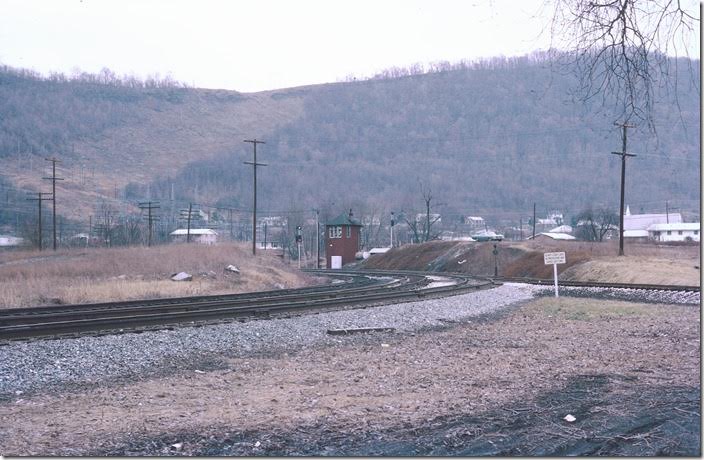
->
[0, 0, 699, 92]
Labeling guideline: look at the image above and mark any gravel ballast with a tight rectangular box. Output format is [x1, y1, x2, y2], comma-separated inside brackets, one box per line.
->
[0, 284, 536, 397]
[0, 282, 698, 398]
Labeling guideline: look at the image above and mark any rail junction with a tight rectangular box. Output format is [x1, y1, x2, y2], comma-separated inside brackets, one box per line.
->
[0, 270, 492, 342]
[0, 269, 698, 343]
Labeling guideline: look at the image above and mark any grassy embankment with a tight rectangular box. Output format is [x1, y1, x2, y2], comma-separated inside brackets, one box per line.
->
[0, 243, 315, 308]
[362, 239, 700, 286]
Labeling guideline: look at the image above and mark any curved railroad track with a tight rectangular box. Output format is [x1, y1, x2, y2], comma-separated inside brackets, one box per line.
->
[0, 270, 493, 342]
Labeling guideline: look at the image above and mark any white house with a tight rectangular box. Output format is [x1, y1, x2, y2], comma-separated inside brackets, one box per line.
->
[647, 223, 700, 242]
[549, 224, 573, 234]
[170, 228, 218, 245]
[528, 232, 576, 241]
[0, 235, 25, 247]
[465, 216, 485, 229]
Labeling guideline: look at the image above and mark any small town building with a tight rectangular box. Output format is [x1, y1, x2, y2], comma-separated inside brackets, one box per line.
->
[170, 228, 218, 245]
[647, 223, 700, 242]
[527, 232, 577, 241]
[623, 229, 650, 243]
[0, 235, 25, 247]
[464, 216, 485, 229]
[624, 206, 682, 231]
[325, 210, 362, 268]
[549, 224, 573, 234]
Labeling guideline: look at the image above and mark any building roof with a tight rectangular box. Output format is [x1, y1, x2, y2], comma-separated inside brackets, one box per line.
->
[170, 229, 218, 236]
[647, 222, 700, 232]
[624, 213, 682, 230]
[327, 213, 362, 226]
[529, 232, 576, 241]
[549, 224, 573, 233]
[623, 230, 650, 238]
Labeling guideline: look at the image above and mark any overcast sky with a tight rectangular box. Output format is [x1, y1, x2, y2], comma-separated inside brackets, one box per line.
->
[0, 0, 699, 92]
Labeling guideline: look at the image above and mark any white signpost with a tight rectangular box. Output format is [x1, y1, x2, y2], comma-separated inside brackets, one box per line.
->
[543, 252, 566, 297]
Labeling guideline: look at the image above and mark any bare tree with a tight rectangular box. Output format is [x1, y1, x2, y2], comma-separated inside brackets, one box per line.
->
[402, 182, 442, 243]
[548, 0, 699, 128]
[575, 207, 619, 241]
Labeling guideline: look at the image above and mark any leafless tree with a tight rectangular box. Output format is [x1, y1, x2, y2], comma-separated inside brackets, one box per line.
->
[575, 207, 619, 241]
[548, 0, 699, 128]
[403, 182, 442, 243]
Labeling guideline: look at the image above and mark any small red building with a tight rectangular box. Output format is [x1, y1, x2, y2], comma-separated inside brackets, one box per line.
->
[325, 210, 362, 268]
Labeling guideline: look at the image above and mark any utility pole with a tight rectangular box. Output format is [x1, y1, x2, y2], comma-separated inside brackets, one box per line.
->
[27, 192, 52, 251]
[139, 201, 160, 247]
[187, 203, 192, 243]
[243, 139, 267, 255]
[520, 216, 524, 240]
[532, 203, 536, 239]
[611, 122, 637, 256]
[314, 209, 320, 268]
[43, 157, 63, 250]
[666, 200, 669, 223]
[390, 211, 395, 248]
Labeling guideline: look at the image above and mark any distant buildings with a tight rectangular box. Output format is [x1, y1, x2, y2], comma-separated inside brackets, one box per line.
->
[648, 223, 700, 242]
[169, 228, 218, 245]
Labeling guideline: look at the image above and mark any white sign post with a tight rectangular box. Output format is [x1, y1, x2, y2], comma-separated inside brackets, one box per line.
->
[543, 252, 566, 297]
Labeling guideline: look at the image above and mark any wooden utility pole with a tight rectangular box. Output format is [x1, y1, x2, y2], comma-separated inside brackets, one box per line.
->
[243, 139, 267, 255]
[520, 216, 524, 240]
[315, 209, 320, 268]
[27, 192, 52, 251]
[139, 201, 160, 247]
[532, 203, 536, 239]
[43, 157, 63, 250]
[187, 203, 192, 243]
[611, 122, 636, 256]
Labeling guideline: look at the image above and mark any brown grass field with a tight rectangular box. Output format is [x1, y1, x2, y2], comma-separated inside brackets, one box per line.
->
[0, 243, 317, 308]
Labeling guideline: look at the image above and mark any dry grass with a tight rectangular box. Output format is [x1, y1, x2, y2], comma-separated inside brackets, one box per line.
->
[0, 243, 316, 308]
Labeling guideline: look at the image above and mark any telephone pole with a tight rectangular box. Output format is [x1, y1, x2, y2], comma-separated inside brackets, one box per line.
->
[314, 209, 320, 268]
[187, 203, 192, 243]
[244, 139, 267, 255]
[27, 192, 53, 251]
[520, 216, 524, 240]
[139, 201, 160, 247]
[611, 122, 637, 256]
[43, 157, 64, 250]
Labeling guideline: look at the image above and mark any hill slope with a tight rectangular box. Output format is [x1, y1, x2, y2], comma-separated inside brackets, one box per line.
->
[0, 56, 699, 238]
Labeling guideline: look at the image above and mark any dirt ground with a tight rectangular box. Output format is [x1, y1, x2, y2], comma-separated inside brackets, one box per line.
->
[362, 239, 701, 286]
[0, 297, 699, 456]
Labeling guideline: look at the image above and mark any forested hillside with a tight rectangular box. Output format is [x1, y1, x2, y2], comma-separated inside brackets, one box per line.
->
[0, 54, 699, 239]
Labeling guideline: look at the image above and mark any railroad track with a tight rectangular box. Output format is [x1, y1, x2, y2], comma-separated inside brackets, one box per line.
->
[0, 270, 493, 342]
[491, 276, 700, 292]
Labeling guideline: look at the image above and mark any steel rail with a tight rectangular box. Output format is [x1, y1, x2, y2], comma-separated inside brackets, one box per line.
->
[0, 272, 374, 317]
[0, 271, 492, 341]
[490, 276, 700, 292]
[0, 275, 417, 326]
